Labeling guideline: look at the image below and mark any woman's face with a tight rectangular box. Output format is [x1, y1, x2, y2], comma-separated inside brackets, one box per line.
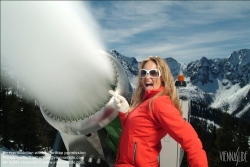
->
[141, 60, 162, 91]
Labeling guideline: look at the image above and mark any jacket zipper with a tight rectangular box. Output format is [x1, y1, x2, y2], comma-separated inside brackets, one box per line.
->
[133, 141, 137, 166]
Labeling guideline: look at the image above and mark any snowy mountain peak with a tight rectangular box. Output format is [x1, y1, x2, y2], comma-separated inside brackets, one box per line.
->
[184, 49, 250, 88]
[199, 57, 210, 66]
[108, 50, 139, 77]
[164, 57, 183, 79]
[224, 49, 250, 87]
[227, 49, 250, 69]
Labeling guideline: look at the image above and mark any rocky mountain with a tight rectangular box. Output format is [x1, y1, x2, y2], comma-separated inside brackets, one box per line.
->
[181, 49, 250, 118]
[164, 57, 186, 79]
[109, 49, 250, 119]
[108, 50, 139, 78]
[108, 50, 187, 80]
[184, 49, 250, 88]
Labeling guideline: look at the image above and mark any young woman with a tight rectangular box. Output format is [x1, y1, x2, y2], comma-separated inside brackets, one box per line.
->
[109, 56, 208, 167]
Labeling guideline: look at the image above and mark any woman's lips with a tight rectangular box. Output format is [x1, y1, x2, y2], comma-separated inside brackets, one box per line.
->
[145, 83, 153, 90]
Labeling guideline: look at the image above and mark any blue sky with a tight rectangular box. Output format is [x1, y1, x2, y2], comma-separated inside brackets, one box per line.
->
[87, 1, 250, 64]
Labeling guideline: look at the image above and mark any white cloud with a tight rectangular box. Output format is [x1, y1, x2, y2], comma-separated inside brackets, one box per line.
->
[91, 1, 250, 63]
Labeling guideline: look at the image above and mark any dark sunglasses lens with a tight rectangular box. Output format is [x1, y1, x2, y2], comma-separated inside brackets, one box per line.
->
[149, 70, 159, 77]
[140, 70, 147, 77]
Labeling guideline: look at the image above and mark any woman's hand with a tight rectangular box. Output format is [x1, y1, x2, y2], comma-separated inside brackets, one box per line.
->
[109, 90, 129, 113]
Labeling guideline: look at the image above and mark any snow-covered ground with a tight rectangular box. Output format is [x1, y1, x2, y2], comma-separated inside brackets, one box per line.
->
[0, 147, 72, 167]
[192, 116, 220, 129]
[211, 83, 250, 114]
[176, 79, 250, 116]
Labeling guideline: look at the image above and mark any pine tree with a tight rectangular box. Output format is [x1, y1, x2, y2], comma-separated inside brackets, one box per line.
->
[247, 121, 250, 164]
[36, 105, 57, 152]
[1, 74, 57, 152]
[234, 118, 249, 167]
[215, 112, 236, 167]
[0, 82, 11, 148]
[200, 119, 208, 150]
[17, 99, 43, 152]
[208, 125, 218, 167]
[4, 92, 20, 149]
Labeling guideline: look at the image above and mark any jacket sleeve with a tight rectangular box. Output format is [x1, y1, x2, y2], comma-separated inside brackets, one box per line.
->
[118, 112, 127, 129]
[152, 96, 208, 167]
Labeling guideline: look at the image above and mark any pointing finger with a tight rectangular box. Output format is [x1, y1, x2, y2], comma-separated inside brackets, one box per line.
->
[108, 90, 116, 97]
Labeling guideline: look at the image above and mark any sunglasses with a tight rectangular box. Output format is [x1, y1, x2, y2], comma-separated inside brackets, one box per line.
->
[140, 69, 161, 78]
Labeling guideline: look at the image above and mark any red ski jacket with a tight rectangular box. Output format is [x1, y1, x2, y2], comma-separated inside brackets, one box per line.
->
[115, 87, 208, 167]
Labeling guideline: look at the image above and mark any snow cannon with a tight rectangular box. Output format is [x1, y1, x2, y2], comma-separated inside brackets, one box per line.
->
[40, 53, 132, 167]
[40, 52, 130, 135]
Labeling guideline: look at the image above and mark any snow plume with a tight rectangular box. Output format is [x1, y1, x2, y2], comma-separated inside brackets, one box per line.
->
[1, 1, 114, 119]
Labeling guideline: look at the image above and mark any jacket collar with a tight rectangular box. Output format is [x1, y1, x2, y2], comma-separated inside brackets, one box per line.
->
[142, 86, 164, 101]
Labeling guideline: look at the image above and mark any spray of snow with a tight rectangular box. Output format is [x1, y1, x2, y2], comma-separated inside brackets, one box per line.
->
[1, 1, 114, 119]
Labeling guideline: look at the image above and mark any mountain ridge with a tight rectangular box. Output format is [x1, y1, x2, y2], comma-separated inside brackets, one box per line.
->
[2, 49, 249, 119]
[108, 49, 250, 119]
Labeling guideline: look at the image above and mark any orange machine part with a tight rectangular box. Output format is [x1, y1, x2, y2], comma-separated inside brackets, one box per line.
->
[178, 75, 184, 81]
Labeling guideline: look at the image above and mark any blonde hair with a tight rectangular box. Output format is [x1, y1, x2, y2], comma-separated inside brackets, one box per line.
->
[128, 56, 182, 115]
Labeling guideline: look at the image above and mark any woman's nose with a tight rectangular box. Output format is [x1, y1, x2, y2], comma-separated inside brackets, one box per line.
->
[145, 73, 151, 79]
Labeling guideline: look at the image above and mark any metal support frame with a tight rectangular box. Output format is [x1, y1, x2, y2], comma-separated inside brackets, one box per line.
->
[48, 131, 63, 167]
[159, 99, 191, 167]
[48, 129, 112, 167]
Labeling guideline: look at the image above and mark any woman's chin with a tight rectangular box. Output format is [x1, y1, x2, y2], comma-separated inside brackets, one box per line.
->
[145, 86, 154, 90]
